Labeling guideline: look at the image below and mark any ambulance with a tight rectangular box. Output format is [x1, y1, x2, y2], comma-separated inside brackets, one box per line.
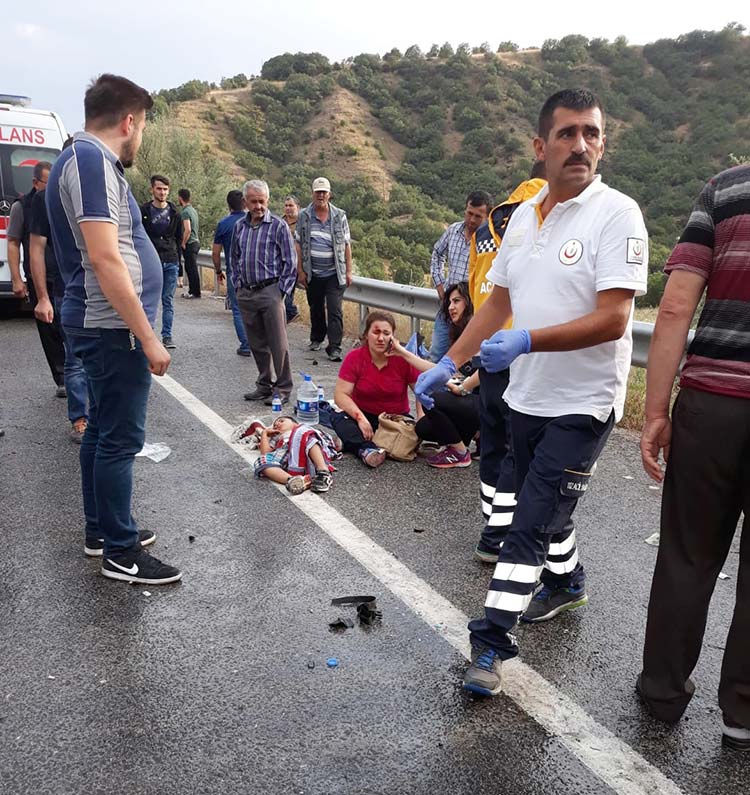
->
[0, 95, 67, 299]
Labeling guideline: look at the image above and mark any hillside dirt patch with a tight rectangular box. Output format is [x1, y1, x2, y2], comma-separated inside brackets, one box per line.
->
[171, 88, 253, 179]
[297, 87, 405, 198]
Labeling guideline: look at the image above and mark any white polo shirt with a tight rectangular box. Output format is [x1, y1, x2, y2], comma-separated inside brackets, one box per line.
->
[487, 176, 648, 422]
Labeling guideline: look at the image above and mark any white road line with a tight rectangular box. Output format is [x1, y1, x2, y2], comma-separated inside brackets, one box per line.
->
[155, 373, 685, 795]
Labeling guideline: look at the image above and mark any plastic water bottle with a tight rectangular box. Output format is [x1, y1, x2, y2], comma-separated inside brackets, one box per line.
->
[317, 384, 325, 406]
[296, 374, 319, 425]
[271, 392, 282, 416]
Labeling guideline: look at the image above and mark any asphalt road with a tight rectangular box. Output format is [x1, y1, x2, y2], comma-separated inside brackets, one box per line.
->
[0, 296, 746, 795]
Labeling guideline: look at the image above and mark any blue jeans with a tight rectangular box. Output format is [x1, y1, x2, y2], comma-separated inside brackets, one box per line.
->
[285, 289, 299, 322]
[429, 310, 451, 362]
[226, 267, 250, 351]
[54, 295, 88, 422]
[161, 262, 179, 338]
[65, 326, 151, 556]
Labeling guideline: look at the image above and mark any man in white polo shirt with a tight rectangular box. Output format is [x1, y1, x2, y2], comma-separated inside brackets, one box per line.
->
[415, 88, 648, 695]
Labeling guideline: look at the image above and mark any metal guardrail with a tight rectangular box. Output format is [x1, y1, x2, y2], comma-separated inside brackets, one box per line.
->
[197, 249, 691, 369]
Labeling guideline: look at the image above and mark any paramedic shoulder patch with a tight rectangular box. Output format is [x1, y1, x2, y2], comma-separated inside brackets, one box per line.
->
[626, 237, 645, 265]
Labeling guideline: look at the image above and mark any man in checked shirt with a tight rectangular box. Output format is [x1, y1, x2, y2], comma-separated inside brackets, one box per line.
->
[232, 179, 298, 406]
[429, 190, 492, 361]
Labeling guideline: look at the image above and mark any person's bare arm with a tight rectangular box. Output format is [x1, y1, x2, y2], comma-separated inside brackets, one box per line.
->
[79, 221, 170, 375]
[445, 285, 512, 367]
[296, 242, 307, 287]
[29, 234, 53, 322]
[387, 338, 434, 373]
[345, 243, 353, 287]
[7, 238, 27, 298]
[181, 218, 191, 249]
[640, 270, 706, 481]
[334, 377, 373, 440]
[528, 288, 635, 352]
[211, 242, 225, 283]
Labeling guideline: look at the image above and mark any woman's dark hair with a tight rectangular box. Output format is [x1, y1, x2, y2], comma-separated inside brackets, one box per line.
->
[442, 282, 473, 344]
[360, 310, 396, 342]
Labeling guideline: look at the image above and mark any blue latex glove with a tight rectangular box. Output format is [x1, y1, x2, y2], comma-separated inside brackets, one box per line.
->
[415, 355, 457, 410]
[479, 329, 532, 373]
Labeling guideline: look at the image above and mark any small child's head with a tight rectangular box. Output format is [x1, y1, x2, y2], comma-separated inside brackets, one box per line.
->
[271, 415, 297, 433]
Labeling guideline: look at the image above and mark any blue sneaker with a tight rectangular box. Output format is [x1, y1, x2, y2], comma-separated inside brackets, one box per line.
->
[521, 583, 588, 623]
[463, 646, 502, 696]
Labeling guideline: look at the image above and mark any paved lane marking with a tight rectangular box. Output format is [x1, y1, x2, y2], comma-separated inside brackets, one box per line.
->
[155, 373, 685, 795]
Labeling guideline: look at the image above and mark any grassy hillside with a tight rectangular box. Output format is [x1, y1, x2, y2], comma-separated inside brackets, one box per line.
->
[137, 25, 750, 302]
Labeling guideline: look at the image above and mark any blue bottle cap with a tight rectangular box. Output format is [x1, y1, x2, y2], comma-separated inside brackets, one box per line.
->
[326, 657, 339, 668]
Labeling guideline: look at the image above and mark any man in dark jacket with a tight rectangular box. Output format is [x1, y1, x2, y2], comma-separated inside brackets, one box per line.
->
[140, 175, 182, 348]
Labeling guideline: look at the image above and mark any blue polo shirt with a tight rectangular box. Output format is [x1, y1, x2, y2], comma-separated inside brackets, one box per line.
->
[46, 131, 162, 328]
[213, 210, 245, 274]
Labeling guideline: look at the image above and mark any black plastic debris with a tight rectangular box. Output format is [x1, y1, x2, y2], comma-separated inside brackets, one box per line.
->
[413, 527, 427, 534]
[330, 595, 375, 607]
[328, 617, 355, 631]
[330, 595, 382, 626]
[357, 601, 382, 625]
[188, 535, 196, 543]
[312, 359, 318, 366]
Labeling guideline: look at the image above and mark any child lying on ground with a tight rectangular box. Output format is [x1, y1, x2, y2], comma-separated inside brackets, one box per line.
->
[254, 416, 335, 494]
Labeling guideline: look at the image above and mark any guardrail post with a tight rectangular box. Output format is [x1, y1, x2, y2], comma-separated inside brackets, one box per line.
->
[359, 304, 368, 331]
[411, 317, 420, 337]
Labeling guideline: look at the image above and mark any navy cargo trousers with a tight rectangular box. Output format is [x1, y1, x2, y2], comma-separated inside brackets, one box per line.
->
[469, 409, 614, 659]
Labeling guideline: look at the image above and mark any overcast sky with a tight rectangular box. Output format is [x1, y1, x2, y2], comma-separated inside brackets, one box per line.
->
[6, 1, 749, 132]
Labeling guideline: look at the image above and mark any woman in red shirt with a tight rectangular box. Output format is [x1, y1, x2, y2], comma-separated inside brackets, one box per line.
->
[332, 311, 421, 467]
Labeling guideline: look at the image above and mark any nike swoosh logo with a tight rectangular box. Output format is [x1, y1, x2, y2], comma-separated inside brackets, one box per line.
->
[107, 559, 139, 575]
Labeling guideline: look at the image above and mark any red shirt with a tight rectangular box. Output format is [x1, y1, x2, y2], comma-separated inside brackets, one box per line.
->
[338, 346, 421, 415]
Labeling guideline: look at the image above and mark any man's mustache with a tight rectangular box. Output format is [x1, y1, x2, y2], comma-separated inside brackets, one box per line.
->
[564, 155, 591, 167]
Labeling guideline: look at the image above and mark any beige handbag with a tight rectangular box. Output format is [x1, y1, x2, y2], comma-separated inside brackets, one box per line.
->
[372, 413, 419, 462]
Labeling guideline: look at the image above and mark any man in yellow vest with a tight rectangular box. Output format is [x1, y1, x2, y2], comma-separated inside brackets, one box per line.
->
[468, 164, 546, 564]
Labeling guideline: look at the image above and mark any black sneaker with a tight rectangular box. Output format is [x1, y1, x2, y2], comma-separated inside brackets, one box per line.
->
[311, 471, 333, 493]
[85, 529, 156, 557]
[102, 546, 182, 585]
[162, 336, 176, 349]
[308, 341, 322, 351]
[521, 584, 588, 623]
[327, 348, 343, 362]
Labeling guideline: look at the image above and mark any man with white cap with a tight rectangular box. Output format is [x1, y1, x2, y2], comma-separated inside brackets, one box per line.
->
[295, 177, 352, 362]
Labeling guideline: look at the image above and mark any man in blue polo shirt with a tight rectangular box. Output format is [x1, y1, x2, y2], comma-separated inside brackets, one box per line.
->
[212, 189, 250, 355]
[46, 74, 181, 586]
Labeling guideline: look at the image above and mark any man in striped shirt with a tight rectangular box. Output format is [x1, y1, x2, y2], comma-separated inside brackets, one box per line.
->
[639, 164, 750, 749]
[231, 179, 297, 405]
[429, 191, 491, 361]
[295, 177, 352, 363]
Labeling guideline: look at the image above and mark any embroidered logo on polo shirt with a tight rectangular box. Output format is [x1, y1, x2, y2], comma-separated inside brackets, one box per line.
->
[626, 237, 645, 264]
[559, 239, 583, 265]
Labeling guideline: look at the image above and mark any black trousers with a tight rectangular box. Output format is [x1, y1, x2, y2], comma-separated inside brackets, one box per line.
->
[27, 278, 65, 386]
[330, 410, 381, 456]
[183, 241, 201, 297]
[415, 390, 479, 445]
[640, 387, 750, 726]
[306, 273, 345, 352]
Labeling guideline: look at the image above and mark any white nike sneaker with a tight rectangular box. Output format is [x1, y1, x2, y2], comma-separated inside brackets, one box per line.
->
[102, 546, 182, 585]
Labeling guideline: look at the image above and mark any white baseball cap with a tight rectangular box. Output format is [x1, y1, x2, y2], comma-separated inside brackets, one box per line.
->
[312, 177, 331, 192]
